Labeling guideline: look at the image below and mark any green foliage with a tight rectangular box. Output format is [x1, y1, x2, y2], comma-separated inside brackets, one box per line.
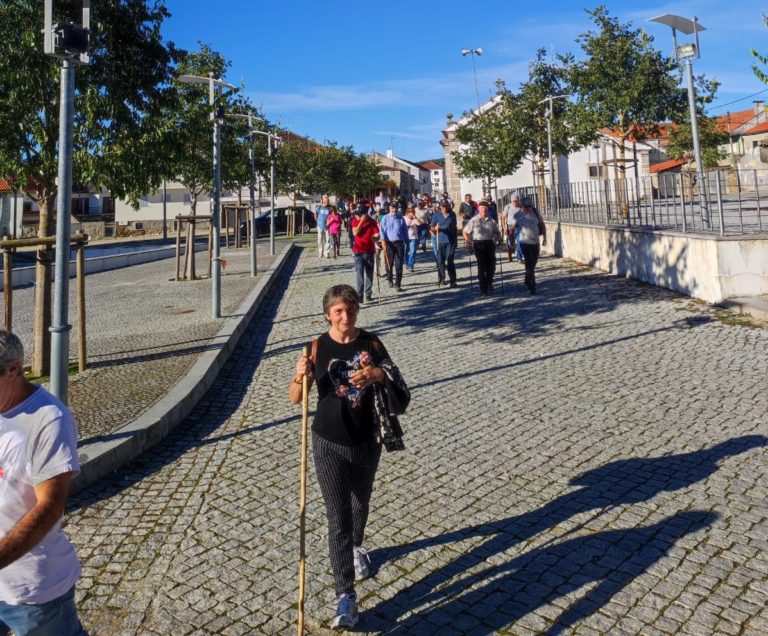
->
[751, 14, 768, 84]
[453, 50, 598, 181]
[569, 6, 686, 154]
[0, 0, 180, 209]
[667, 76, 727, 168]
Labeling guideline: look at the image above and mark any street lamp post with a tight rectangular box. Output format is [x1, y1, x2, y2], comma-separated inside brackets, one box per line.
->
[251, 130, 282, 256]
[177, 73, 237, 318]
[538, 94, 570, 216]
[461, 47, 485, 195]
[44, 0, 90, 403]
[650, 14, 710, 229]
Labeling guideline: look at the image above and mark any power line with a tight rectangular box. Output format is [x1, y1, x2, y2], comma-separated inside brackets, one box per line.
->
[706, 87, 768, 113]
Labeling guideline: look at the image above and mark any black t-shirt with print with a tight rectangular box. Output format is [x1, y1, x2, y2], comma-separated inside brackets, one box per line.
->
[311, 329, 388, 445]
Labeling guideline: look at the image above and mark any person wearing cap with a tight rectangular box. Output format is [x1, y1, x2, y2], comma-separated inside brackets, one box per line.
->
[351, 203, 379, 302]
[501, 194, 524, 263]
[508, 197, 547, 294]
[462, 199, 501, 296]
[430, 200, 458, 287]
[378, 202, 408, 291]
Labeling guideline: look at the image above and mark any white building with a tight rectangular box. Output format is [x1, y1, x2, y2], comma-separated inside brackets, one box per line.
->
[442, 96, 661, 206]
[420, 161, 446, 197]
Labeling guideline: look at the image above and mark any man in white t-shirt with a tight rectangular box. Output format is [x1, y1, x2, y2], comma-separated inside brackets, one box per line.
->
[0, 330, 86, 635]
[315, 195, 332, 259]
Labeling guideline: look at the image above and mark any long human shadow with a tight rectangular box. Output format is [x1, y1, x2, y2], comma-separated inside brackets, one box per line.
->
[382, 510, 717, 635]
[69, 248, 303, 510]
[365, 435, 766, 632]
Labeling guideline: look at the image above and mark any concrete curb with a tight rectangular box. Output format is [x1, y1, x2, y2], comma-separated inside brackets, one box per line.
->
[720, 296, 768, 322]
[72, 242, 298, 494]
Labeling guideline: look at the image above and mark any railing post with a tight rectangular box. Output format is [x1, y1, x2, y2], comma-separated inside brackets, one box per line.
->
[756, 169, 765, 233]
[679, 173, 687, 233]
[715, 171, 725, 237]
[76, 232, 86, 373]
[3, 239, 11, 332]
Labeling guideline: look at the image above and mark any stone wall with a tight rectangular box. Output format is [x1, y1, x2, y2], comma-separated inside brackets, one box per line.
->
[548, 221, 768, 303]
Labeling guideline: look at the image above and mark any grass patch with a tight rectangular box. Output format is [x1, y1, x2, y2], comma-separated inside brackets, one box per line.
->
[714, 311, 763, 329]
[24, 361, 79, 383]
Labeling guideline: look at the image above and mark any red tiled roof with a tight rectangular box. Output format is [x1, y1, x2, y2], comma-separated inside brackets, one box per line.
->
[0, 179, 11, 193]
[650, 159, 688, 173]
[742, 120, 768, 136]
[715, 108, 758, 133]
[420, 161, 442, 170]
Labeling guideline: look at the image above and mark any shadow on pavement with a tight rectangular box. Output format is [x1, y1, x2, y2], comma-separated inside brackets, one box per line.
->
[69, 248, 304, 510]
[364, 435, 766, 633]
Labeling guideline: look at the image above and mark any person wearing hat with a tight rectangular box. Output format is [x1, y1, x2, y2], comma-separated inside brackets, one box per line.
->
[508, 197, 547, 294]
[462, 199, 501, 296]
[430, 200, 459, 287]
[501, 194, 524, 263]
[351, 203, 379, 302]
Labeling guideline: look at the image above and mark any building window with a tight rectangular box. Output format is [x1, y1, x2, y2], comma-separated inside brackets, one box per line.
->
[588, 165, 606, 178]
[183, 193, 191, 205]
[102, 197, 114, 214]
[71, 198, 90, 215]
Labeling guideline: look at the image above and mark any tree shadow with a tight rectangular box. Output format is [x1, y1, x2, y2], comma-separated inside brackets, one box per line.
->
[364, 435, 765, 633]
[68, 247, 303, 509]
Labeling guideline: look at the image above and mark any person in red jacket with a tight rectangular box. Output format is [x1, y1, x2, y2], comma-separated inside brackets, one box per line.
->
[351, 203, 379, 303]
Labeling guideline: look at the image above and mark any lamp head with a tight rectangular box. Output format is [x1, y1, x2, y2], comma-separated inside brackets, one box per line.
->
[475, 48, 483, 56]
[461, 49, 471, 56]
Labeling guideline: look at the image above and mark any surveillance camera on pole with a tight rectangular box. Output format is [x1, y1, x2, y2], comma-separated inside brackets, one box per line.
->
[45, 0, 91, 404]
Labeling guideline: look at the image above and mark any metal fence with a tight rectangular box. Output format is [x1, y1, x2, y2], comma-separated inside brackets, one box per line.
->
[498, 168, 768, 236]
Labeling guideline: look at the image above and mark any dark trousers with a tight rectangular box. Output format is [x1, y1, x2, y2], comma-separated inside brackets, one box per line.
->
[354, 252, 374, 299]
[313, 434, 382, 595]
[435, 242, 457, 284]
[473, 239, 496, 293]
[521, 243, 540, 291]
[385, 240, 405, 287]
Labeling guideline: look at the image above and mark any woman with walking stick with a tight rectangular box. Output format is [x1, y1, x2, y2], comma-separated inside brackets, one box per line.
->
[289, 284, 409, 630]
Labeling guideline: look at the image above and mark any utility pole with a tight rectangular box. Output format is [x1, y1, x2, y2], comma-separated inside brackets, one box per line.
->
[45, 0, 90, 403]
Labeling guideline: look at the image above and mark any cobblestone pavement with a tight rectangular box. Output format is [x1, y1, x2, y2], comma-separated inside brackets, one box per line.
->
[6, 241, 280, 441]
[65, 244, 768, 635]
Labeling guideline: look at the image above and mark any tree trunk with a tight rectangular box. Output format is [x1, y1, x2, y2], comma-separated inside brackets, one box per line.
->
[185, 195, 197, 280]
[536, 156, 547, 212]
[32, 196, 55, 377]
[618, 138, 628, 218]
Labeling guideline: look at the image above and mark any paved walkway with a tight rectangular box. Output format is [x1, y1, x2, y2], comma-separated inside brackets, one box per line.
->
[7, 240, 283, 441]
[65, 246, 768, 635]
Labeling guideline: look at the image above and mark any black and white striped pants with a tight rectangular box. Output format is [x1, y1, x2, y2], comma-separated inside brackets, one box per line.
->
[313, 432, 382, 595]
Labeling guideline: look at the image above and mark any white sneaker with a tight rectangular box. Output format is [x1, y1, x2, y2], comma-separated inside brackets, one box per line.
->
[353, 545, 370, 580]
[331, 592, 358, 630]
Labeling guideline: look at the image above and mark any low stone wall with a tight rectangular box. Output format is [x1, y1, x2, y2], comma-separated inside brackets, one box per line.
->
[547, 222, 768, 303]
[80, 221, 106, 240]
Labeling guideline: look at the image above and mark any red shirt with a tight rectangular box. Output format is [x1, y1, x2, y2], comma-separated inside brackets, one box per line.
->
[351, 216, 379, 254]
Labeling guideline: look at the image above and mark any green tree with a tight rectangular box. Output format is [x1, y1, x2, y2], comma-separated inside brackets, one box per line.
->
[274, 134, 324, 207]
[751, 13, 768, 83]
[0, 0, 178, 375]
[569, 5, 686, 214]
[667, 77, 726, 169]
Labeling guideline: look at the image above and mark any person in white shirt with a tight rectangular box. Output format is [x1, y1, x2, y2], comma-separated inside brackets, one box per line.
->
[0, 330, 86, 635]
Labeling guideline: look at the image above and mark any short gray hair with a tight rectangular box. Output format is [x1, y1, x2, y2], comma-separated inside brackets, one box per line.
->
[0, 331, 24, 375]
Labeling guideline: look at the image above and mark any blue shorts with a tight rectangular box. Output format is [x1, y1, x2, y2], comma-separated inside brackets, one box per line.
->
[0, 586, 87, 636]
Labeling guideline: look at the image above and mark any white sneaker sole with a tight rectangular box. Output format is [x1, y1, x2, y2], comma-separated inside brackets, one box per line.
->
[331, 614, 359, 630]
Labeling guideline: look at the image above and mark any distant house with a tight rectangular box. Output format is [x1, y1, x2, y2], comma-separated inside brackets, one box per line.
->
[420, 160, 446, 197]
[371, 150, 431, 198]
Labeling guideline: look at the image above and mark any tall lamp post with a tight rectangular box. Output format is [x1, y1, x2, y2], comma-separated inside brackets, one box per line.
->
[461, 47, 485, 195]
[44, 0, 90, 403]
[252, 130, 282, 256]
[177, 73, 237, 319]
[650, 14, 710, 228]
[538, 93, 570, 216]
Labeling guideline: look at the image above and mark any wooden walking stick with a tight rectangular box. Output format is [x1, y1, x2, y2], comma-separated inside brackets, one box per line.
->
[497, 239, 504, 296]
[297, 345, 310, 636]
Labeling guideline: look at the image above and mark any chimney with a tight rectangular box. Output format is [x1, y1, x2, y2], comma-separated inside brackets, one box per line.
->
[754, 100, 765, 115]
[386, 148, 393, 159]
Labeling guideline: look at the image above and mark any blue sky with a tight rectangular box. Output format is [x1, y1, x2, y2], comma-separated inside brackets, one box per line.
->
[162, 0, 768, 162]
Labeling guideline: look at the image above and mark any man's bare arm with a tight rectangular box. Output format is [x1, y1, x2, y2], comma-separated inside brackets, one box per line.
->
[0, 472, 74, 570]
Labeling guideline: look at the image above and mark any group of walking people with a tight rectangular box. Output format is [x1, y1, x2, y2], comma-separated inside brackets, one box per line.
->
[314, 190, 547, 301]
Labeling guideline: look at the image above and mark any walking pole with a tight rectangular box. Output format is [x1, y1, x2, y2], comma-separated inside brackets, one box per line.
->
[375, 253, 381, 306]
[297, 345, 310, 636]
[381, 240, 392, 288]
[467, 241, 474, 291]
[497, 239, 504, 296]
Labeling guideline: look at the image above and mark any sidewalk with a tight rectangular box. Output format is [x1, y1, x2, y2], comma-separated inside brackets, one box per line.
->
[4, 236, 308, 491]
